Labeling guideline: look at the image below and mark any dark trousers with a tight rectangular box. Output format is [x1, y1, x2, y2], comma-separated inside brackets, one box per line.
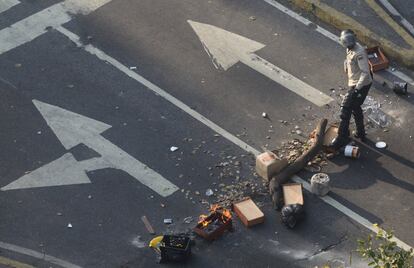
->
[338, 83, 371, 138]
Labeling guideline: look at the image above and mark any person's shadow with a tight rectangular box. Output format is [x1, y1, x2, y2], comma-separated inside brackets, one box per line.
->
[327, 138, 414, 193]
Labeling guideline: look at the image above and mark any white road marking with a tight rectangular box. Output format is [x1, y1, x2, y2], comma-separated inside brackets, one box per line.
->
[0, 241, 82, 268]
[57, 26, 260, 156]
[1, 153, 92, 190]
[263, 0, 414, 85]
[378, 0, 414, 37]
[0, 0, 111, 55]
[0, 0, 19, 13]
[2, 100, 179, 197]
[56, 26, 412, 250]
[187, 20, 334, 107]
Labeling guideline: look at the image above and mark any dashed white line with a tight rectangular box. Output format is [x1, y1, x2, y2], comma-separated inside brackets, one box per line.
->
[0, 0, 19, 13]
[57, 25, 412, 251]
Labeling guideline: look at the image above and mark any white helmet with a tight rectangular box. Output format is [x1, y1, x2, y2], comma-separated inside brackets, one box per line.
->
[340, 29, 356, 48]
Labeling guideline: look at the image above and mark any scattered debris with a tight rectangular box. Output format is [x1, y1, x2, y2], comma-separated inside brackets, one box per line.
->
[205, 188, 214, 196]
[67, 223, 73, 228]
[249, 16, 256, 21]
[88, 195, 92, 199]
[37, 131, 42, 135]
[183, 216, 194, 224]
[129, 66, 137, 70]
[67, 84, 74, 88]
[14, 63, 22, 68]
[57, 212, 63, 216]
[164, 218, 173, 225]
[362, 96, 389, 127]
[131, 235, 146, 248]
[160, 203, 166, 208]
[375, 141, 387, 149]
[170, 146, 179, 152]
[393, 82, 408, 95]
[233, 198, 264, 227]
[310, 173, 330, 196]
[141, 215, 156, 234]
[343, 145, 360, 158]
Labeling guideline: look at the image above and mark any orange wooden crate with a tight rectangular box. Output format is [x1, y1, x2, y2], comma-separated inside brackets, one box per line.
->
[366, 46, 389, 72]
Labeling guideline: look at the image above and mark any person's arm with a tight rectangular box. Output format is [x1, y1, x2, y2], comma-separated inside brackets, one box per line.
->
[355, 53, 372, 89]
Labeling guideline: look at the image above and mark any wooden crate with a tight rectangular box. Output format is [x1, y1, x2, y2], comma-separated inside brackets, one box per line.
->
[282, 183, 303, 205]
[366, 46, 389, 72]
[233, 198, 264, 227]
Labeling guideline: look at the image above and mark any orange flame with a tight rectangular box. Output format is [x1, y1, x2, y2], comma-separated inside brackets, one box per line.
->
[198, 204, 232, 228]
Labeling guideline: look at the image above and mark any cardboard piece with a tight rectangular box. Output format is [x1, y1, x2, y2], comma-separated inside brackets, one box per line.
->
[233, 198, 264, 227]
[282, 183, 304, 205]
[256, 151, 288, 181]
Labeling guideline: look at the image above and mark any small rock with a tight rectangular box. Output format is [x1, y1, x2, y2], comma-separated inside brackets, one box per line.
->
[160, 203, 166, 208]
[262, 112, 267, 118]
[205, 189, 214, 196]
[129, 66, 137, 70]
[163, 219, 173, 224]
[67, 223, 73, 228]
[57, 212, 63, 216]
[183, 216, 193, 224]
[249, 16, 256, 21]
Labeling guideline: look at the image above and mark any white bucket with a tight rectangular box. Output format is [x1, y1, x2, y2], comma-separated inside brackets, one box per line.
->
[344, 145, 360, 158]
[310, 173, 330, 196]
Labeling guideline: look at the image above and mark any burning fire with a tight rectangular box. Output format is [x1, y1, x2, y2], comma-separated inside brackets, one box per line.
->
[198, 204, 232, 228]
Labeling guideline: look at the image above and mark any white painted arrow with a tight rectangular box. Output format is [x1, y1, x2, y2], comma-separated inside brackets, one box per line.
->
[188, 20, 334, 107]
[1, 100, 179, 197]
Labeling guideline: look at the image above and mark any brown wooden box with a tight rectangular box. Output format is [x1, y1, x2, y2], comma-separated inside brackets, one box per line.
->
[233, 198, 264, 227]
[256, 151, 288, 181]
[366, 46, 389, 72]
[282, 183, 304, 205]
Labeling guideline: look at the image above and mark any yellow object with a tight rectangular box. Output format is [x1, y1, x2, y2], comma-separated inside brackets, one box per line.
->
[149, 236, 164, 248]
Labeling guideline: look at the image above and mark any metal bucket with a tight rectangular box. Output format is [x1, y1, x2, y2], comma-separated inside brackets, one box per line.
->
[344, 145, 360, 158]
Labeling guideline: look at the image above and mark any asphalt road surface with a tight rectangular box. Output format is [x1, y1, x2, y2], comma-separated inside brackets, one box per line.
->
[1, 0, 413, 267]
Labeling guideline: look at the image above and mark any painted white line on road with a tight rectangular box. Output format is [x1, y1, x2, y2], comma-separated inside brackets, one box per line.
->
[293, 176, 413, 251]
[377, 0, 414, 37]
[0, 241, 82, 268]
[188, 20, 334, 107]
[263, 0, 414, 86]
[0, 0, 111, 55]
[0, 0, 19, 13]
[57, 26, 260, 156]
[2, 100, 179, 197]
[57, 26, 412, 250]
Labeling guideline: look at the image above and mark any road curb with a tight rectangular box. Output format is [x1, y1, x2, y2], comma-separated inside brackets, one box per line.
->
[288, 0, 414, 69]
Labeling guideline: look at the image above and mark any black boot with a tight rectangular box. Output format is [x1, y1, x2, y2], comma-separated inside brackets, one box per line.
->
[353, 107, 366, 142]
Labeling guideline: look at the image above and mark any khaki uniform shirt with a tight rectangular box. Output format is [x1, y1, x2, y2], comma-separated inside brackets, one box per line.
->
[344, 43, 372, 88]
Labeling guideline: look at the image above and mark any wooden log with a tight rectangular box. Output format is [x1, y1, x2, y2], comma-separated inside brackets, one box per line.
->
[269, 119, 328, 209]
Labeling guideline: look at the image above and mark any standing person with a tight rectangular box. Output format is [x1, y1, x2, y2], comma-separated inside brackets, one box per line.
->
[331, 29, 373, 150]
